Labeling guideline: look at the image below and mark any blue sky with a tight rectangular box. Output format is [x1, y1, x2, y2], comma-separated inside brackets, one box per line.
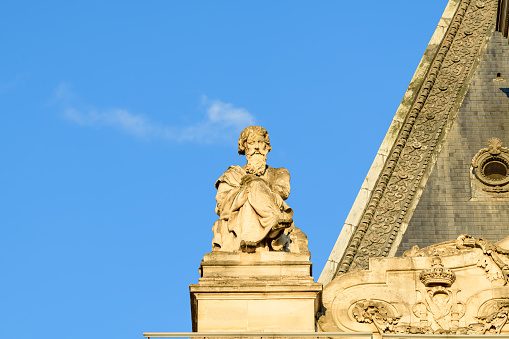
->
[1, 1, 448, 338]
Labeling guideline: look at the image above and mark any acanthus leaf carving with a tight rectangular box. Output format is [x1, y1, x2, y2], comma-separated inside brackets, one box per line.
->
[471, 300, 509, 334]
[351, 300, 401, 334]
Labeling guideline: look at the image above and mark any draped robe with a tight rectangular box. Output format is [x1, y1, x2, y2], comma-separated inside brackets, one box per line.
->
[212, 165, 293, 252]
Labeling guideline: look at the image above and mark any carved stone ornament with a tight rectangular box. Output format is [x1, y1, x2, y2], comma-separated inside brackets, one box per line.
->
[406, 235, 509, 285]
[419, 256, 456, 287]
[414, 257, 466, 333]
[336, 0, 499, 276]
[212, 126, 309, 255]
[472, 299, 509, 334]
[471, 138, 509, 194]
[320, 235, 509, 335]
[351, 300, 401, 334]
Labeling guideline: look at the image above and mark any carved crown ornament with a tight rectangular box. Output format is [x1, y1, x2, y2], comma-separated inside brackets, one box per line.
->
[406, 235, 509, 285]
[411, 257, 465, 334]
[320, 234, 509, 335]
[334, 0, 499, 276]
[419, 256, 456, 287]
[344, 254, 509, 334]
[471, 138, 509, 193]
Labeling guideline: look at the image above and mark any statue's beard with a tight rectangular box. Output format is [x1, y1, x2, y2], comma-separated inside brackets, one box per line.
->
[245, 153, 267, 176]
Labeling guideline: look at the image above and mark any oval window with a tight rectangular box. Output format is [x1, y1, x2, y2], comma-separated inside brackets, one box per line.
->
[482, 161, 508, 180]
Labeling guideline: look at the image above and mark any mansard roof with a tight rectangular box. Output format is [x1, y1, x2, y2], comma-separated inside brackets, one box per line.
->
[320, 0, 509, 284]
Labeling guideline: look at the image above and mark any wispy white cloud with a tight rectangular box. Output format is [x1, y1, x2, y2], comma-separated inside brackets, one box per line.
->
[205, 97, 254, 128]
[55, 83, 256, 143]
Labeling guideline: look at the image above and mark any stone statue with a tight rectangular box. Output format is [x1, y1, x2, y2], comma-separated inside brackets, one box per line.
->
[212, 126, 307, 254]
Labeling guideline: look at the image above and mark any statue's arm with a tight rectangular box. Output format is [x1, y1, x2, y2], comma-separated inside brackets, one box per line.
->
[272, 168, 291, 200]
[215, 182, 233, 216]
[214, 166, 245, 216]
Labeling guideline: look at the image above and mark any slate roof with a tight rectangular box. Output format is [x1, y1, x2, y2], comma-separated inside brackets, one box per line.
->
[320, 0, 509, 284]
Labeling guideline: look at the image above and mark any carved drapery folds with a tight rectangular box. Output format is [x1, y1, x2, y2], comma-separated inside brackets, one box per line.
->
[337, 0, 499, 276]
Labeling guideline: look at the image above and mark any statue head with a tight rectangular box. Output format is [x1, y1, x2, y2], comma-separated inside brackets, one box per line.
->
[238, 126, 272, 155]
[238, 126, 272, 175]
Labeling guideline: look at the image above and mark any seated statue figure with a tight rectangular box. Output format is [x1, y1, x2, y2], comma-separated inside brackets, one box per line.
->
[212, 126, 304, 253]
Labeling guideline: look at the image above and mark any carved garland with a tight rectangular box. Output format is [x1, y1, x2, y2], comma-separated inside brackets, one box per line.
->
[336, 0, 498, 275]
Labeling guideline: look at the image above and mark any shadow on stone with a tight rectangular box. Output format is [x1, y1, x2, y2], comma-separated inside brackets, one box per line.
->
[500, 88, 509, 98]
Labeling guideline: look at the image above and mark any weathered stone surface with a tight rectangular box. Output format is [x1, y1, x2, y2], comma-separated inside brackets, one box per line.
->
[319, 235, 509, 335]
[190, 127, 319, 332]
[213, 126, 308, 255]
[190, 252, 322, 332]
[198, 252, 313, 280]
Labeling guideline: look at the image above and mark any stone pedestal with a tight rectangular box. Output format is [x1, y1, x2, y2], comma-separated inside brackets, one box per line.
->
[189, 252, 322, 332]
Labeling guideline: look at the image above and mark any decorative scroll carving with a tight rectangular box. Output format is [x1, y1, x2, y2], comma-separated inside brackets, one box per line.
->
[405, 235, 509, 285]
[349, 259, 469, 334]
[336, 0, 498, 276]
[397, 296, 509, 335]
[351, 300, 401, 334]
[487, 138, 503, 155]
[411, 257, 466, 333]
[457, 235, 509, 284]
[412, 302, 431, 331]
[321, 236, 509, 335]
[471, 300, 509, 334]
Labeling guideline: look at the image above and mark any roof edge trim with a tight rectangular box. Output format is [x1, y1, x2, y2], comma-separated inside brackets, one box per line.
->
[319, 0, 499, 284]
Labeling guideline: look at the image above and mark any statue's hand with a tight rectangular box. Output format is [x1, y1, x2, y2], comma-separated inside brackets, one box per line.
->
[240, 174, 259, 186]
